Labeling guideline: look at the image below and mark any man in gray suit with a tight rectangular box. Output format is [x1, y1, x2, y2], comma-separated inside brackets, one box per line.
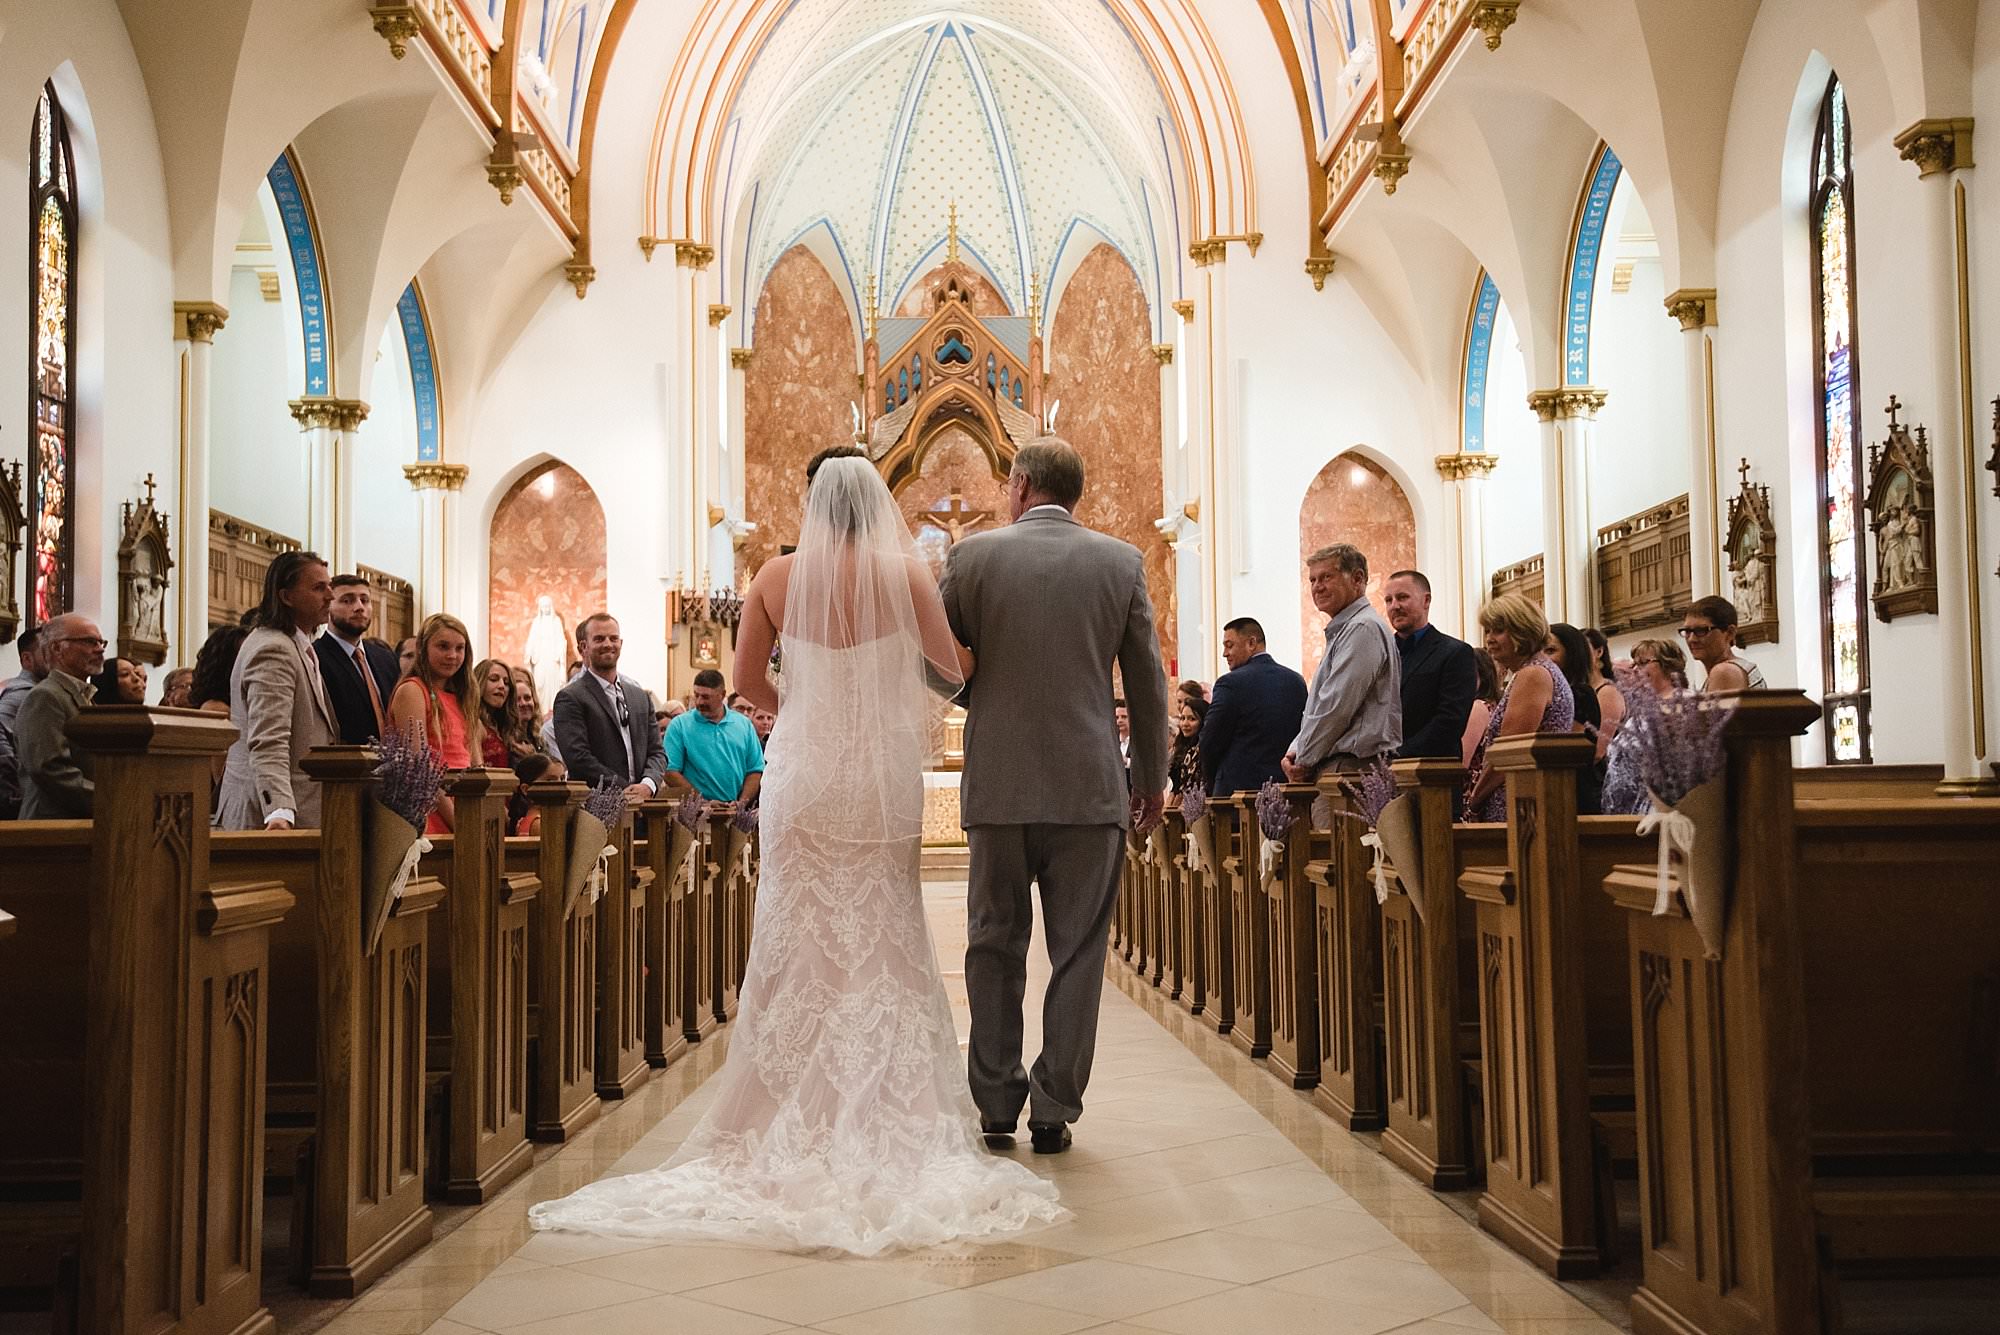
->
[943, 441, 1170, 1154]
[216, 552, 339, 830]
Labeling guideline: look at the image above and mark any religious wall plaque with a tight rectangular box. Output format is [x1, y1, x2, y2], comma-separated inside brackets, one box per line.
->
[0, 459, 22, 644]
[1864, 397, 1938, 621]
[1724, 458, 1779, 646]
[117, 474, 174, 665]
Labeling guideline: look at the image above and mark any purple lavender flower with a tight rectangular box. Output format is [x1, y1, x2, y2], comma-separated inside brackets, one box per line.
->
[1256, 781, 1296, 842]
[1604, 670, 1730, 811]
[373, 727, 447, 829]
[1336, 756, 1398, 828]
[1179, 787, 1206, 825]
[731, 805, 759, 834]
[579, 782, 626, 828]
[673, 792, 707, 831]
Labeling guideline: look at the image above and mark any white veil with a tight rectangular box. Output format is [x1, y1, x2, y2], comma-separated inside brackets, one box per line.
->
[771, 455, 964, 843]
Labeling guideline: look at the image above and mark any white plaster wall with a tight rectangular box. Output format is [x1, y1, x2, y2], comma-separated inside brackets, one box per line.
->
[0, 2, 176, 684]
[1481, 300, 1543, 571]
[211, 263, 310, 540]
[1588, 184, 1690, 528]
[354, 320, 421, 580]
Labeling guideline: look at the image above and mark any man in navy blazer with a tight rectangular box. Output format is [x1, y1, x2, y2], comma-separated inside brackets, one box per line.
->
[1383, 570, 1476, 759]
[1199, 617, 1308, 796]
[315, 575, 403, 745]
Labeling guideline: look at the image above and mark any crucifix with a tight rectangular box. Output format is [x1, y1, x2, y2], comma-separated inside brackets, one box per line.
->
[931, 489, 992, 545]
[1885, 394, 1902, 430]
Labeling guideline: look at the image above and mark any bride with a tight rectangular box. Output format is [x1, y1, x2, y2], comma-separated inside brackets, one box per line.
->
[528, 451, 1066, 1255]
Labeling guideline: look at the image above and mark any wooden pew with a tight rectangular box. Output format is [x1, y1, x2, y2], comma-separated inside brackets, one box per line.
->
[210, 748, 441, 1297]
[635, 799, 701, 1052]
[1164, 808, 1208, 1016]
[1305, 777, 1385, 1130]
[1608, 692, 2000, 1335]
[596, 810, 652, 1099]
[1263, 784, 1324, 1089]
[1196, 797, 1235, 1034]
[698, 815, 741, 1025]
[1375, 758, 1494, 1191]
[1457, 734, 1646, 1279]
[1154, 822, 1187, 1002]
[0, 707, 291, 1335]
[1220, 794, 1270, 1059]
[1791, 762, 1943, 800]
[419, 768, 537, 1204]
[1118, 831, 1143, 966]
[509, 780, 601, 1143]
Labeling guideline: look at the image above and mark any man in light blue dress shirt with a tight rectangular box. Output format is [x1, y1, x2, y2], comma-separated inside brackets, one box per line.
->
[663, 668, 765, 813]
[1283, 543, 1402, 781]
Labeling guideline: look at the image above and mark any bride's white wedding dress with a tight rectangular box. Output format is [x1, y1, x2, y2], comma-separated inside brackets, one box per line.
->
[528, 463, 1065, 1256]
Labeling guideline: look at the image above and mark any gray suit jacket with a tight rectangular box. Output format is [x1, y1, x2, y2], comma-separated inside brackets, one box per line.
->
[16, 670, 94, 819]
[552, 672, 667, 791]
[943, 508, 1169, 828]
[216, 626, 338, 829]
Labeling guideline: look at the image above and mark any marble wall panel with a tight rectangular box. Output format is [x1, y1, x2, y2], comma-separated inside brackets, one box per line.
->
[896, 425, 1009, 578]
[1045, 243, 1176, 674]
[896, 266, 1010, 318]
[743, 246, 861, 575]
[1297, 452, 1417, 676]
[488, 461, 607, 670]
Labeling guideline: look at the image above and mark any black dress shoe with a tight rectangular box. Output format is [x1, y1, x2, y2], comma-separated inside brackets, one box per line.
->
[1029, 1123, 1072, 1155]
[981, 1120, 1017, 1148]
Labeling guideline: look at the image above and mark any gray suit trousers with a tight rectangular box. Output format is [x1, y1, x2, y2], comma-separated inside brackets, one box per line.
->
[965, 822, 1125, 1128]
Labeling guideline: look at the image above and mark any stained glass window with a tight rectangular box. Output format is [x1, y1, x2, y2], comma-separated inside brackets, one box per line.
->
[28, 83, 76, 630]
[1810, 76, 1870, 761]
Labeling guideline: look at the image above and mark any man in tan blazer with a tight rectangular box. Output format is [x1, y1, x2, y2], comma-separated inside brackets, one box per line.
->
[942, 441, 1170, 1154]
[216, 552, 336, 830]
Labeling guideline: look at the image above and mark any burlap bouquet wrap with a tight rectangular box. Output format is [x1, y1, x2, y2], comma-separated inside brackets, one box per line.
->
[1638, 775, 1727, 960]
[1369, 791, 1423, 917]
[1184, 810, 1218, 879]
[563, 809, 614, 914]
[723, 824, 753, 894]
[663, 818, 699, 891]
[364, 797, 431, 955]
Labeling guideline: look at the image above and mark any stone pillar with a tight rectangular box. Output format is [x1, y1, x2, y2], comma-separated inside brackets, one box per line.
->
[726, 346, 752, 586]
[1168, 299, 1208, 676]
[1665, 289, 1721, 596]
[172, 302, 226, 652]
[1435, 452, 1500, 636]
[671, 243, 714, 585]
[1187, 238, 1240, 678]
[291, 396, 369, 570]
[1525, 387, 1606, 623]
[1894, 119, 1996, 794]
[402, 462, 468, 621]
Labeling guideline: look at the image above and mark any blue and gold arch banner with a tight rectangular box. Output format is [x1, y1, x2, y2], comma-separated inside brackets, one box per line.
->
[1462, 271, 1500, 452]
[266, 152, 329, 395]
[397, 284, 441, 463]
[1564, 146, 1622, 387]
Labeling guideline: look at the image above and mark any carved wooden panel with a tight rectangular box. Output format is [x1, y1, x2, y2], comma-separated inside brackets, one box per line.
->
[207, 510, 302, 631]
[358, 565, 415, 647]
[1490, 553, 1545, 608]
[1594, 496, 1691, 636]
[1864, 405, 1938, 621]
[117, 480, 174, 666]
[1724, 460, 1780, 646]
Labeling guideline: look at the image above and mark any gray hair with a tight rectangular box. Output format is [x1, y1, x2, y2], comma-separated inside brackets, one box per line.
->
[1010, 439, 1086, 509]
[1306, 543, 1367, 579]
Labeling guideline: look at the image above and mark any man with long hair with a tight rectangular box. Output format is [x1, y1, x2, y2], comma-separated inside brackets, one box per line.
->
[215, 551, 337, 830]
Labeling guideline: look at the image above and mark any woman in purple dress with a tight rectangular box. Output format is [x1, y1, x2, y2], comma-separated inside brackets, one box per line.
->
[1462, 593, 1574, 821]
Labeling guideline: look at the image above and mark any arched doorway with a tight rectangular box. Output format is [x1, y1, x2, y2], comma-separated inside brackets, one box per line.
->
[1298, 452, 1416, 675]
[488, 460, 607, 680]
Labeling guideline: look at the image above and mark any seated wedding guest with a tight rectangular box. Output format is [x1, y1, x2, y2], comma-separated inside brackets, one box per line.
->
[395, 636, 418, 678]
[1283, 544, 1401, 782]
[316, 574, 400, 744]
[554, 613, 666, 805]
[1178, 679, 1208, 705]
[752, 707, 775, 746]
[92, 656, 148, 704]
[1546, 623, 1603, 815]
[1115, 698, 1131, 778]
[1461, 648, 1500, 768]
[510, 665, 544, 730]
[1200, 616, 1306, 795]
[1169, 694, 1209, 796]
[15, 613, 106, 819]
[0, 625, 47, 817]
[1463, 594, 1573, 821]
[663, 668, 764, 815]
[474, 658, 535, 767]
[1383, 568, 1476, 759]
[1582, 627, 1624, 758]
[728, 690, 755, 720]
[217, 552, 338, 831]
[388, 613, 480, 834]
[1682, 595, 1766, 692]
[1630, 638, 1687, 696]
[160, 666, 194, 709]
[509, 751, 565, 835]
[190, 622, 250, 792]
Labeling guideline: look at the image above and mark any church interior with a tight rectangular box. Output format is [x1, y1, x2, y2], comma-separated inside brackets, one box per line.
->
[2, 0, 1999, 1332]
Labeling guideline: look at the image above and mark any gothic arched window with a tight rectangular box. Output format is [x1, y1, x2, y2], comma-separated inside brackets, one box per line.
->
[1810, 75, 1869, 762]
[28, 83, 77, 629]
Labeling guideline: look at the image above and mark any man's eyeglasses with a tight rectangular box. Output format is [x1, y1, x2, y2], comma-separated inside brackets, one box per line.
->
[1678, 625, 1717, 639]
[57, 635, 107, 649]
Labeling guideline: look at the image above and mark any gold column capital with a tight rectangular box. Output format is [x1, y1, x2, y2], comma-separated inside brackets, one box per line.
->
[638, 235, 661, 261]
[729, 347, 754, 370]
[564, 260, 595, 299]
[289, 396, 370, 432]
[367, 3, 420, 59]
[1171, 299, 1196, 322]
[1664, 288, 1718, 330]
[1472, 0, 1522, 50]
[1894, 117, 1974, 177]
[1152, 344, 1175, 366]
[173, 301, 229, 343]
[1436, 452, 1501, 481]
[1374, 150, 1412, 195]
[485, 158, 523, 206]
[1528, 387, 1607, 421]
[403, 462, 468, 492]
[674, 241, 715, 269]
[1304, 255, 1337, 291]
[708, 304, 733, 327]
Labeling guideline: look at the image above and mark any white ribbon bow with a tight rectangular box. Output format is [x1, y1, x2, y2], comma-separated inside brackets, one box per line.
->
[589, 841, 618, 904]
[1361, 830, 1392, 905]
[1635, 799, 1696, 917]
[1258, 837, 1285, 889]
[388, 834, 433, 907]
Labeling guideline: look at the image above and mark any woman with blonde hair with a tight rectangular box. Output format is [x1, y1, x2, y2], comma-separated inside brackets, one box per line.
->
[1629, 638, 1688, 696]
[389, 613, 482, 833]
[472, 657, 534, 767]
[1462, 593, 1574, 821]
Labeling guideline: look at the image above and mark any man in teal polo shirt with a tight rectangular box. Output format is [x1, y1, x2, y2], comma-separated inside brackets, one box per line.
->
[664, 668, 765, 814]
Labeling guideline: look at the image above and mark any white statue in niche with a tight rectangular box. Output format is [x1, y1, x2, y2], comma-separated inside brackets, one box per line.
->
[1880, 503, 1924, 591]
[525, 595, 569, 719]
[131, 572, 164, 644]
[1731, 530, 1767, 626]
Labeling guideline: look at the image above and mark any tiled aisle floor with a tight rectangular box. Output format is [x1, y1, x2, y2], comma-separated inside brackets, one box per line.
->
[316, 884, 1622, 1335]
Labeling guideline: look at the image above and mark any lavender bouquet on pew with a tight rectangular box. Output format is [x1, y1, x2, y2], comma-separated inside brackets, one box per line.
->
[564, 782, 627, 914]
[723, 802, 758, 892]
[1330, 757, 1423, 915]
[660, 791, 708, 892]
[1255, 781, 1300, 892]
[1180, 786, 1217, 881]
[1606, 673, 1735, 959]
[363, 728, 448, 955]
